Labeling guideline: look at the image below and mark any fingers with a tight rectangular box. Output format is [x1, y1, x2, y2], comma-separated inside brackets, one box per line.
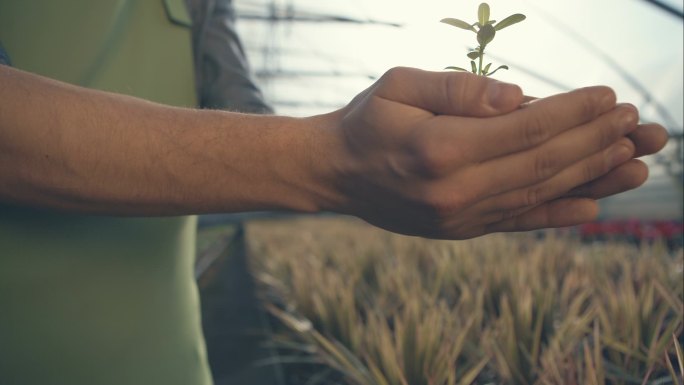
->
[522, 95, 537, 104]
[484, 198, 599, 233]
[566, 159, 649, 199]
[628, 123, 669, 157]
[463, 86, 617, 161]
[486, 138, 635, 211]
[471, 104, 639, 198]
[374, 67, 524, 117]
[489, 123, 664, 205]
[517, 101, 667, 159]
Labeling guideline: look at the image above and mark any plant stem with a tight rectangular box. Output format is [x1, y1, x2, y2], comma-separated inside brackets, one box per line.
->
[478, 46, 485, 75]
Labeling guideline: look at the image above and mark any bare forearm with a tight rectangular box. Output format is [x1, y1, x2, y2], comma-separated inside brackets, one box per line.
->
[1, 65, 668, 237]
[0, 65, 336, 215]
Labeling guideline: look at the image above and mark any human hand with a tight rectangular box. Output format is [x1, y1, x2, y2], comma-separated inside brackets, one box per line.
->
[313, 67, 644, 239]
[520, 96, 670, 203]
[562, 122, 668, 200]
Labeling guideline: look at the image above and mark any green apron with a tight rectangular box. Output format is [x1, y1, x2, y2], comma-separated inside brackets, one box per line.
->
[0, 1, 212, 384]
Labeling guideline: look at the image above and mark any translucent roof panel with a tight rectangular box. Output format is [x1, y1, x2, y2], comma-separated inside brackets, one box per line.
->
[235, 0, 683, 131]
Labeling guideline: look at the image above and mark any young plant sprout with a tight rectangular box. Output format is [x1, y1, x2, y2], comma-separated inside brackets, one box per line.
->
[441, 3, 526, 76]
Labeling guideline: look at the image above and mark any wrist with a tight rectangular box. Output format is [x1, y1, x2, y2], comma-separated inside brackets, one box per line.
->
[295, 111, 353, 214]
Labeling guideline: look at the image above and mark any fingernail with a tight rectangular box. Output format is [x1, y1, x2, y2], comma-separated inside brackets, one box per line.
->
[599, 88, 617, 110]
[616, 104, 638, 134]
[609, 144, 632, 168]
[487, 81, 520, 110]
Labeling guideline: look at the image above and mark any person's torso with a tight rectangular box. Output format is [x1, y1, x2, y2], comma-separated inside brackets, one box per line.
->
[0, 1, 212, 384]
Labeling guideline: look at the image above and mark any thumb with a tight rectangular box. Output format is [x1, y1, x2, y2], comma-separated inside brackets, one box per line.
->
[374, 67, 523, 117]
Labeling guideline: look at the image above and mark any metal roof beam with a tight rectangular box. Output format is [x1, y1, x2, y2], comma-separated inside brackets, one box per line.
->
[236, 12, 402, 27]
[641, 0, 684, 19]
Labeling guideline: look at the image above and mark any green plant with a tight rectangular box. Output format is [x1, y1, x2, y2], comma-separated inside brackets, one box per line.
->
[441, 2, 526, 76]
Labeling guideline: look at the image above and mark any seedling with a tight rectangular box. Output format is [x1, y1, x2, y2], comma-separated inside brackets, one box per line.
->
[441, 3, 526, 76]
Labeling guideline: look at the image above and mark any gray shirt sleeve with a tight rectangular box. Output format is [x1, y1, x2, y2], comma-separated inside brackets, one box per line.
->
[186, 0, 273, 113]
[0, 42, 11, 66]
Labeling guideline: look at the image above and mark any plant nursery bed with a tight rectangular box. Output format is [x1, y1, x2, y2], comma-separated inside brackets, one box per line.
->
[245, 216, 683, 385]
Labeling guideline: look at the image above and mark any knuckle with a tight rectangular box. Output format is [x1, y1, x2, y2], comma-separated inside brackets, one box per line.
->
[446, 72, 482, 113]
[414, 136, 448, 177]
[597, 117, 615, 149]
[525, 185, 543, 207]
[582, 160, 600, 182]
[444, 75, 465, 112]
[533, 150, 558, 180]
[419, 185, 467, 220]
[523, 113, 552, 147]
[500, 208, 518, 221]
[382, 66, 409, 85]
[577, 88, 599, 119]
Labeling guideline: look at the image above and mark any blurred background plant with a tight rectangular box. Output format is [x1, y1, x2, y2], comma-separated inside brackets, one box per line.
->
[246, 216, 683, 385]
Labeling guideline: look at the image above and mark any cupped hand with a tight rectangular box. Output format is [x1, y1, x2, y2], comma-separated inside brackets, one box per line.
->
[523, 96, 670, 202]
[563, 122, 669, 200]
[316, 67, 646, 239]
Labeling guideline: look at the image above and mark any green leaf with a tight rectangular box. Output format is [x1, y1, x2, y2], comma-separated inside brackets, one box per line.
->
[445, 66, 469, 72]
[483, 63, 492, 74]
[467, 51, 481, 60]
[487, 65, 509, 76]
[477, 24, 496, 46]
[478, 3, 490, 26]
[674, 335, 684, 378]
[457, 356, 489, 385]
[440, 18, 476, 32]
[494, 14, 526, 31]
[470, 60, 477, 74]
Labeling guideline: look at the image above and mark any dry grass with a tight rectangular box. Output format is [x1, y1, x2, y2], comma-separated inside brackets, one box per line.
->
[246, 216, 684, 385]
